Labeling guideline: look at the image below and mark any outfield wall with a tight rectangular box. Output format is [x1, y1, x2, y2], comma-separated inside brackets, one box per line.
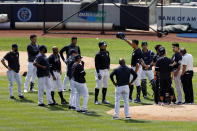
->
[0, 3, 149, 30]
[157, 6, 197, 29]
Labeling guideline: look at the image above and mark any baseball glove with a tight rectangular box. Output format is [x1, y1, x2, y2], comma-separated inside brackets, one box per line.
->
[116, 32, 126, 40]
[22, 71, 27, 77]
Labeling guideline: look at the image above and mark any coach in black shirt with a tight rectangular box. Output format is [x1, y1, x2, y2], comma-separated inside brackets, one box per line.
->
[110, 58, 137, 119]
[155, 47, 174, 105]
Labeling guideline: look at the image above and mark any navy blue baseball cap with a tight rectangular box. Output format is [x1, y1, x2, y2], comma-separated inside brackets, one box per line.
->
[12, 44, 18, 48]
[141, 41, 148, 46]
[98, 41, 107, 47]
[159, 47, 166, 56]
[75, 54, 83, 60]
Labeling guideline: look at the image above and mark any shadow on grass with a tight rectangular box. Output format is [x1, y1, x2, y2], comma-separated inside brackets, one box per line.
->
[102, 103, 114, 108]
[138, 102, 153, 106]
[79, 111, 101, 117]
[144, 97, 154, 101]
[123, 119, 151, 124]
[45, 104, 69, 111]
[14, 98, 35, 103]
[89, 92, 94, 96]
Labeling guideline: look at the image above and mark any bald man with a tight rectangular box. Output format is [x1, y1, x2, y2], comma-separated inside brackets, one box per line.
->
[110, 58, 137, 120]
[48, 46, 68, 105]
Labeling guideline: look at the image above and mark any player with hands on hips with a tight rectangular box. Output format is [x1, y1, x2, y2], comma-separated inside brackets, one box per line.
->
[1, 44, 24, 99]
[110, 58, 137, 120]
[48, 46, 68, 105]
[94, 41, 110, 105]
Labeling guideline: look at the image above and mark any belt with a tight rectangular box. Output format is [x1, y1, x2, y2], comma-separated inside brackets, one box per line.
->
[185, 70, 193, 74]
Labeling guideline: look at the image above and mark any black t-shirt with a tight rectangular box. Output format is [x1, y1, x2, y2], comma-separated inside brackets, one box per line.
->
[35, 54, 50, 77]
[27, 43, 39, 62]
[131, 48, 142, 67]
[72, 62, 86, 83]
[155, 56, 173, 79]
[59, 44, 81, 61]
[3, 51, 20, 73]
[95, 50, 110, 73]
[171, 52, 182, 70]
[153, 54, 160, 63]
[66, 56, 76, 79]
[48, 54, 61, 76]
[110, 65, 137, 87]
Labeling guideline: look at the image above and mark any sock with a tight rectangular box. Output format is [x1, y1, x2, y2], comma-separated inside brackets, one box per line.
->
[129, 85, 134, 99]
[102, 88, 107, 101]
[136, 86, 141, 100]
[51, 91, 56, 103]
[95, 88, 99, 102]
[58, 91, 65, 101]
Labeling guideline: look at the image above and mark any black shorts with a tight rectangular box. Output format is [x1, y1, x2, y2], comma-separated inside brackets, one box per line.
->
[159, 78, 174, 97]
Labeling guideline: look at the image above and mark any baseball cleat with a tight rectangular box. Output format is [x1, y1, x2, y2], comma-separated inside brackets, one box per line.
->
[129, 98, 132, 102]
[24, 89, 28, 93]
[143, 96, 148, 99]
[134, 99, 141, 103]
[95, 100, 99, 105]
[61, 99, 69, 105]
[102, 100, 110, 104]
[62, 89, 66, 92]
[77, 110, 82, 113]
[81, 110, 88, 114]
[113, 116, 119, 120]
[126, 117, 131, 120]
[48, 103, 56, 106]
[10, 96, 15, 99]
[69, 89, 72, 92]
[38, 103, 45, 107]
[19, 95, 25, 99]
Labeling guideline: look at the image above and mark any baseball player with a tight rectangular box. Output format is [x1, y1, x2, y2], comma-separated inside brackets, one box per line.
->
[110, 58, 137, 120]
[48, 46, 68, 105]
[24, 34, 39, 93]
[180, 48, 194, 104]
[123, 39, 142, 103]
[171, 43, 183, 104]
[60, 37, 81, 91]
[94, 41, 110, 105]
[151, 44, 162, 104]
[72, 54, 89, 113]
[140, 42, 156, 99]
[155, 47, 174, 105]
[66, 49, 77, 110]
[1, 44, 24, 99]
[34, 45, 54, 106]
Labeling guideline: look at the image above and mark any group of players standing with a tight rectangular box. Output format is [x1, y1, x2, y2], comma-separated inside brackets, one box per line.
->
[1, 33, 194, 119]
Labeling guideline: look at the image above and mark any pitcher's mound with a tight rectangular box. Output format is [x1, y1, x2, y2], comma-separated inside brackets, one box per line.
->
[107, 105, 197, 121]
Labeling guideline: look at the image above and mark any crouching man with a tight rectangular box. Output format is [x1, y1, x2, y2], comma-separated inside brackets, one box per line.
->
[110, 58, 137, 120]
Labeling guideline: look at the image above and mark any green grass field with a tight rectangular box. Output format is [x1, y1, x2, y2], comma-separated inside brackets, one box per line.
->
[0, 37, 197, 65]
[0, 37, 197, 131]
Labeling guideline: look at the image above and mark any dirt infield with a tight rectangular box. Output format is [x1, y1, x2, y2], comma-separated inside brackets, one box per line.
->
[107, 105, 197, 121]
[1, 30, 197, 42]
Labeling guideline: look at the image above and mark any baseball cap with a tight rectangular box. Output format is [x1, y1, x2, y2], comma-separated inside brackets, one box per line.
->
[75, 54, 83, 60]
[159, 47, 166, 56]
[172, 42, 179, 47]
[98, 41, 107, 47]
[12, 44, 18, 48]
[141, 41, 148, 46]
